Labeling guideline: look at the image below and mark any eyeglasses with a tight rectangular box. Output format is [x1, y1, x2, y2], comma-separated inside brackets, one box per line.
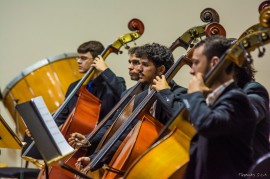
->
[76, 56, 94, 61]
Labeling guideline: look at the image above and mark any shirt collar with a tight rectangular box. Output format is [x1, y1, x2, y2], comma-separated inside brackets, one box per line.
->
[206, 79, 234, 106]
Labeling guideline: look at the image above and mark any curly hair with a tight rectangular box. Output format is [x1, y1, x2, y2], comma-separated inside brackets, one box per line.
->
[77, 41, 105, 58]
[135, 43, 174, 72]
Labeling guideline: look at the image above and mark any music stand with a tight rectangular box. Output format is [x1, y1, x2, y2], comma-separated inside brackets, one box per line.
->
[15, 96, 75, 179]
[0, 113, 25, 149]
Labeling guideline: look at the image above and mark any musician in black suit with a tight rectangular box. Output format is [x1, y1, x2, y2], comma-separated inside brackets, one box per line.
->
[234, 60, 270, 161]
[55, 40, 126, 126]
[182, 36, 256, 179]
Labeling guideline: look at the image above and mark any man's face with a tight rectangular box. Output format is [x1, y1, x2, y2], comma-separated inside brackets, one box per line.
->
[190, 45, 211, 76]
[128, 54, 141, 81]
[138, 58, 160, 85]
[76, 52, 94, 73]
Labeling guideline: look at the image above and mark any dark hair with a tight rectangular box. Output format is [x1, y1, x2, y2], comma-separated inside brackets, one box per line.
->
[234, 60, 257, 88]
[128, 46, 140, 55]
[77, 41, 105, 58]
[195, 35, 232, 60]
[195, 35, 235, 74]
[135, 43, 174, 72]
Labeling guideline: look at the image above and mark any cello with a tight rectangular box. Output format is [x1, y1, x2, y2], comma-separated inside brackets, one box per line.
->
[89, 12, 226, 179]
[37, 18, 145, 179]
[123, 4, 270, 179]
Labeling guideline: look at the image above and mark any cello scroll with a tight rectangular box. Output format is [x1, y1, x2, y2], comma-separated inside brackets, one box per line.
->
[239, 1, 270, 38]
[103, 18, 144, 58]
[200, 7, 220, 23]
[169, 8, 223, 51]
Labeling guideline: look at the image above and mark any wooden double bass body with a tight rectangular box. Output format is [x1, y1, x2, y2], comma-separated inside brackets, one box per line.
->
[123, 4, 270, 179]
[88, 9, 226, 179]
[37, 18, 145, 179]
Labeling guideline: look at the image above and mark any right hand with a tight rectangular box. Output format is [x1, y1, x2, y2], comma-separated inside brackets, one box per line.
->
[75, 157, 91, 178]
[68, 132, 88, 148]
[25, 128, 32, 138]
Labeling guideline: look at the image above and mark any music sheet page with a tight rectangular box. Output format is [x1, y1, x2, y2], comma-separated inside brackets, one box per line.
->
[31, 96, 74, 155]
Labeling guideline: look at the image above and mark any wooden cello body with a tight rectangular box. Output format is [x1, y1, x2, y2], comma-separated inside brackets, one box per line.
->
[123, 108, 195, 179]
[102, 113, 164, 178]
[61, 86, 101, 140]
[37, 18, 145, 179]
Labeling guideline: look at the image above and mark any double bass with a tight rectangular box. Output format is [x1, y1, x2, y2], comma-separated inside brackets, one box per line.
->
[37, 18, 145, 179]
[89, 9, 226, 179]
[123, 4, 270, 179]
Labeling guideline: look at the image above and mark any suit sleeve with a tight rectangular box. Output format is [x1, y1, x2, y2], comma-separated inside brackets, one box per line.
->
[99, 68, 126, 97]
[155, 85, 187, 120]
[244, 82, 269, 125]
[181, 90, 255, 138]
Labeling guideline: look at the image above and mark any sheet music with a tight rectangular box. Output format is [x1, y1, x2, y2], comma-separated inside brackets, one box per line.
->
[31, 96, 74, 155]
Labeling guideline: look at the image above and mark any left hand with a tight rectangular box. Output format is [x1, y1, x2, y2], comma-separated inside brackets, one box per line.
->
[188, 72, 211, 94]
[152, 75, 170, 92]
[91, 55, 108, 72]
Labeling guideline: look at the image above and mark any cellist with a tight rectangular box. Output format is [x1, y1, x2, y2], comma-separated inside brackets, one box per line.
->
[55, 40, 126, 127]
[75, 42, 187, 173]
[181, 36, 256, 179]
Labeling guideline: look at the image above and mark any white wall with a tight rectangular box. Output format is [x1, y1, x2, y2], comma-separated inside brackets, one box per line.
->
[0, 0, 269, 167]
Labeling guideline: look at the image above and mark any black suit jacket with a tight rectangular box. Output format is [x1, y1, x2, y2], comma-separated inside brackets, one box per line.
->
[134, 80, 187, 125]
[183, 83, 256, 179]
[243, 81, 270, 161]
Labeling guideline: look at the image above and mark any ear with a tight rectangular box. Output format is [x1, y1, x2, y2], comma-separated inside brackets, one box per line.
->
[158, 65, 166, 75]
[210, 56, 219, 67]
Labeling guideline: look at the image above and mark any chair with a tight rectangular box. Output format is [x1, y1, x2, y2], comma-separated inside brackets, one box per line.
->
[247, 152, 270, 179]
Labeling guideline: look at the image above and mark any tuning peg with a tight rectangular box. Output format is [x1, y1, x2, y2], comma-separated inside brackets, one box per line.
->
[245, 51, 253, 63]
[240, 42, 253, 63]
[124, 44, 130, 50]
[257, 33, 266, 57]
[258, 46, 266, 57]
